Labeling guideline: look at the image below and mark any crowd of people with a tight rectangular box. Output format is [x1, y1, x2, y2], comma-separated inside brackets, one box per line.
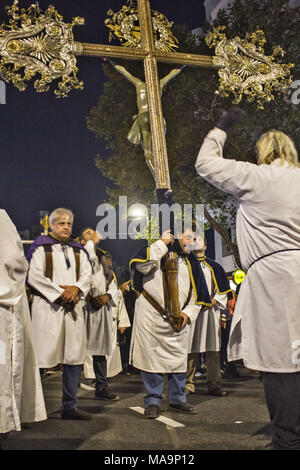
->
[1, 108, 300, 450]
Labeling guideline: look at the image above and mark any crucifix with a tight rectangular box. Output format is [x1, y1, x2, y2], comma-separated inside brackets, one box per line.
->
[0, 0, 293, 331]
[0, 0, 293, 195]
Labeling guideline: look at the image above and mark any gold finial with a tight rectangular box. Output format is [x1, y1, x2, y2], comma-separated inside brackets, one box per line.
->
[206, 26, 293, 109]
[105, 4, 179, 52]
[40, 214, 50, 235]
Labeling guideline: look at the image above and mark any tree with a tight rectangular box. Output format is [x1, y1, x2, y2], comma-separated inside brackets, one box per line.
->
[87, 0, 300, 267]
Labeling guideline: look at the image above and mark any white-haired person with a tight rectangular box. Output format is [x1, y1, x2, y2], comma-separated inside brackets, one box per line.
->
[195, 108, 300, 450]
[26, 208, 92, 420]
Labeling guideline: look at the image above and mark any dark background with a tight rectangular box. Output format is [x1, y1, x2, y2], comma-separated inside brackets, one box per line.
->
[0, 0, 213, 263]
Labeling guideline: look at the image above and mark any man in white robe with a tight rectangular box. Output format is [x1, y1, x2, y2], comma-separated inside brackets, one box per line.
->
[80, 228, 125, 400]
[195, 108, 300, 449]
[84, 280, 131, 380]
[0, 210, 47, 449]
[27, 208, 92, 421]
[130, 228, 211, 419]
[187, 236, 229, 396]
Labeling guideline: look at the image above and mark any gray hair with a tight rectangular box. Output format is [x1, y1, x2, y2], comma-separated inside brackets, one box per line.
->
[49, 208, 74, 225]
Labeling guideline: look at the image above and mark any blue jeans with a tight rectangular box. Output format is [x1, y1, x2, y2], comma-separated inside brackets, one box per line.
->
[141, 371, 187, 407]
[62, 364, 82, 410]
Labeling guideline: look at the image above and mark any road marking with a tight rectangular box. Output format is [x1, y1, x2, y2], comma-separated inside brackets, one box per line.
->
[80, 383, 95, 391]
[130, 406, 185, 428]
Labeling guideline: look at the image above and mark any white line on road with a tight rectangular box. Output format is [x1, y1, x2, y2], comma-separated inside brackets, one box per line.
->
[80, 383, 95, 391]
[130, 406, 185, 428]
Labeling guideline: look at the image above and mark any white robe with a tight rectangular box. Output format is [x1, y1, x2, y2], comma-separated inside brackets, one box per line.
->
[28, 242, 92, 368]
[107, 288, 131, 377]
[84, 287, 131, 379]
[84, 240, 120, 357]
[188, 260, 227, 353]
[130, 240, 200, 373]
[196, 128, 300, 373]
[0, 210, 47, 433]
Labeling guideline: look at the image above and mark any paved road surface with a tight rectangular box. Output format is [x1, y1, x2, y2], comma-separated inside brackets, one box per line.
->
[7, 365, 272, 451]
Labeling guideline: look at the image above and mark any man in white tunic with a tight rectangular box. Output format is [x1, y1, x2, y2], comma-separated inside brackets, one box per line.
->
[0, 210, 46, 450]
[195, 108, 300, 450]
[83, 275, 131, 380]
[27, 208, 92, 421]
[130, 228, 212, 419]
[187, 236, 230, 396]
[80, 227, 124, 400]
[106, 286, 131, 377]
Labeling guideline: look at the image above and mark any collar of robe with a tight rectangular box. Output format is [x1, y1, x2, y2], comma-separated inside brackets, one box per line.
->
[196, 255, 232, 295]
[49, 231, 71, 244]
[269, 159, 293, 168]
[48, 232, 71, 268]
[26, 233, 90, 273]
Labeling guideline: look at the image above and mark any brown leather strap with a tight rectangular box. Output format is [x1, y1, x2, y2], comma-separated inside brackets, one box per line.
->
[73, 248, 81, 282]
[43, 245, 80, 281]
[44, 245, 53, 280]
[162, 270, 171, 314]
[97, 251, 114, 287]
[142, 290, 168, 320]
[182, 283, 192, 312]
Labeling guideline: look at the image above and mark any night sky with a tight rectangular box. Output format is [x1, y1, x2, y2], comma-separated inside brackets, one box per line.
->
[0, 0, 206, 263]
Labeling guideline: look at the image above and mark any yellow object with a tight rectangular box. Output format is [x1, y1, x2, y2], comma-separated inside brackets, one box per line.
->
[233, 269, 246, 285]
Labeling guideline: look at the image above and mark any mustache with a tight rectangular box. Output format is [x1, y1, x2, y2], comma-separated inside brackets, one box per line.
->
[187, 241, 205, 251]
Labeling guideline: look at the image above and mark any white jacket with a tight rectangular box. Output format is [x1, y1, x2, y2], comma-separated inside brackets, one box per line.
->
[196, 128, 300, 372]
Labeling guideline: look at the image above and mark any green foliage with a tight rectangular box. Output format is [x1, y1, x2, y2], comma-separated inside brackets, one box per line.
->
[87, 0, 300, 260]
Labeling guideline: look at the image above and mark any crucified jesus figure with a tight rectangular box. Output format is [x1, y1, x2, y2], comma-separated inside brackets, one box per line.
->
[105, 59, 184, 179]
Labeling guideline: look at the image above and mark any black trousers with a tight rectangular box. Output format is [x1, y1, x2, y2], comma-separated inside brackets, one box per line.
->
[93, 355, 108, 393]
[0, 433, 9, 450]
[262, 371, 300, 449]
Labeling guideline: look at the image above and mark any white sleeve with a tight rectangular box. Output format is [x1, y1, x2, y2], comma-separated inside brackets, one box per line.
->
[27, 246, 64, 303]
[84, 240, 97, 261]
[182, 293, 201, 324]
[73, 250, 92, 297]
[213, 292, 228, 310]
[195, 128, 256, 199]
[0, 210, 28, 307]
[117, 294, 131, 328]
[135, 240, 168, 275]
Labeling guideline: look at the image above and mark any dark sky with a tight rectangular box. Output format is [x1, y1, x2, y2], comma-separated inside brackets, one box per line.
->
[0, 0, 206, 263]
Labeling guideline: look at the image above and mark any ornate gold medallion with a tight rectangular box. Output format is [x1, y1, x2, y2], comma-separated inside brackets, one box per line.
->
[206, 26, 293, 108]
[0, 0, 84, 97]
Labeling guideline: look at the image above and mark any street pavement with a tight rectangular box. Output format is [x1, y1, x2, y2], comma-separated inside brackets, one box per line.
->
[6, 365, 273, 451]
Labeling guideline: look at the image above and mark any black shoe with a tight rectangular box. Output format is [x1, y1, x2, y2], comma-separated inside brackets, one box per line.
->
[170, 402, 198, 415]
[144, 405, 160, 419]
[208, 387, 227, 397]
[61, 407, 92, 420]
[223, 370, 242, 379]
[94, 389, 120, 401]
